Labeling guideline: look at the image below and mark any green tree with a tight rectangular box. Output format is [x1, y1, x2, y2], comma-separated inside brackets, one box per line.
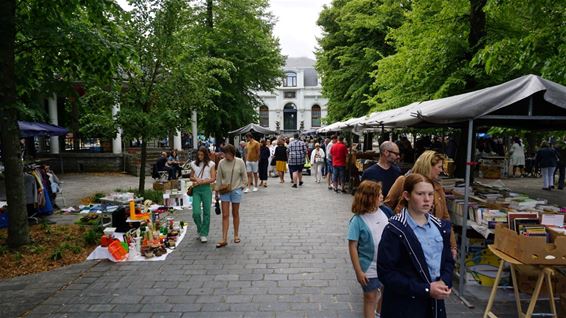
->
[117, 0, 229, 193]
[472, 0, 566, 84]
[0, 0, 127, 247]
[369, 0, 475, 110]
[369, 0, 565, 111]
[316, 0, 406, 122]
[195, 0, 284, 139]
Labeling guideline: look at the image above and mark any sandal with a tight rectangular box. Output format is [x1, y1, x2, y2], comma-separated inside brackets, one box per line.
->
[216, 241, 228, 248]
[234, 237, 241, 244]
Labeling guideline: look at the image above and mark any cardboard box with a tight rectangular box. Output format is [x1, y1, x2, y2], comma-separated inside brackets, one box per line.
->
[514, 265, 566, 296]
[494, 224, 566, 265]
[152, 180, 180, 191]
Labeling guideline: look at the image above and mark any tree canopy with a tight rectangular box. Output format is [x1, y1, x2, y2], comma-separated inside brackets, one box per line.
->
[1, 0, 285, 246]
[317, 0, 566, 121]
[195, 0, 284, 138]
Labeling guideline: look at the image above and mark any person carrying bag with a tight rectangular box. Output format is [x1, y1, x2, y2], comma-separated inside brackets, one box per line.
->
[190, 147, 216, 243]
[214, 144, 247, 248]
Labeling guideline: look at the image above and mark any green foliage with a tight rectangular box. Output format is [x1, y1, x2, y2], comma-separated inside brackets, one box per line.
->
[60, 242, 82, 254]
[92, 193, 105, 203]
[194, 0, 285, 137]
[50, 248, 63, 261]
[316, 0, 407, 121]
[138, 189, 164, 205]
[83, 228, 101, 246]
[14, 251, 23, 262]
[41, 222, 52, 234]
[318, 0, 565, 121]
[25, 244, 45, 255]
[369, 0, 471, 110]
[15, 0, 129, 118]
[0, 245, 8, 256]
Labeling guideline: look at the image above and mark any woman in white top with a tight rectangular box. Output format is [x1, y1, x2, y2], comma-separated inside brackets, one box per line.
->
[190, 146, 217, 243]
[310, 143, 326, 183]
[509, 137, 526, 177]
[268, 139, 277, 177]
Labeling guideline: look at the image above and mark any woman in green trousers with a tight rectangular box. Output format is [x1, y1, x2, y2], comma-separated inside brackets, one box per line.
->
[190, 146, 216, 243]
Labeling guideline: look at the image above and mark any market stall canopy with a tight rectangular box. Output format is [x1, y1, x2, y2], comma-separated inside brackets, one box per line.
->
[18, 121, 69, 138]
[317, 121, 343, 133]
[378, 74, 566, 129]
[301, 128, 319, 136]
[228, 123, 277, 135]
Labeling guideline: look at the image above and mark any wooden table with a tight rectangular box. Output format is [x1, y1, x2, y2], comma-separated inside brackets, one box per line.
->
[483, 245, 558, 318]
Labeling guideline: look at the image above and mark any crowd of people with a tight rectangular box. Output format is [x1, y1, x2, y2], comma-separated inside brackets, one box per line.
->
[172, 131, 566, 318]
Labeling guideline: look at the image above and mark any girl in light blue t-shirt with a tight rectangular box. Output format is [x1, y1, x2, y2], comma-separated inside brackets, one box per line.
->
[348, 180, 389, 318]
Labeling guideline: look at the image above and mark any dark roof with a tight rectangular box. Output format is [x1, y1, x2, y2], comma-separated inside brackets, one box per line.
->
[285, 57, 315, 68]
[285, 57, 319, 87]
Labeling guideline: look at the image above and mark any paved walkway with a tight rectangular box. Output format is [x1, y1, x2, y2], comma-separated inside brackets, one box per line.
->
[1, 173, 542, 317]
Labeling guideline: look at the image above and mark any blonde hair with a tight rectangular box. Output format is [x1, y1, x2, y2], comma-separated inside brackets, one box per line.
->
[352, 181, 382, 214]
[412, 150, 445, 179]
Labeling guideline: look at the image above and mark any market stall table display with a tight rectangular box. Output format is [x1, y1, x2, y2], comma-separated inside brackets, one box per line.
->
[87, 226, 187, 262]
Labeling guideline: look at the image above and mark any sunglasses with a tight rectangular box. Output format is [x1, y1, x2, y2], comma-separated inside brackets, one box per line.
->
[387, 149, 400, 156]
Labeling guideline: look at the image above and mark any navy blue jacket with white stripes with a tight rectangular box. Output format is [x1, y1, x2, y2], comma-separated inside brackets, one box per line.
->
[377, 210, 455, 318]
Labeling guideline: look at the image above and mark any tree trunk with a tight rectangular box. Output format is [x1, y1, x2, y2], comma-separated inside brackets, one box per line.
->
[0, 0, 30, 247]
[206, 0, 213, 29]
[138, 138, 147, 195]
[468, 0, 487, 52]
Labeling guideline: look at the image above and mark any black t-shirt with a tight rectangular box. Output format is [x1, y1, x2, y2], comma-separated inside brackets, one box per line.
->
[156, 157, 168, 171]
[361, 163, 401, 197]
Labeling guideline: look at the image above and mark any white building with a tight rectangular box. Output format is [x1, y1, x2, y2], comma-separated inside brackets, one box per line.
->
[255, 57, 328, 134]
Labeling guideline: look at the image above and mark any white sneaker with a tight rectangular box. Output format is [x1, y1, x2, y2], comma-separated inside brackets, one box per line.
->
[244, 188, 250, 193]
[252, 187, 258, 192]
[200, 236, 208, 243]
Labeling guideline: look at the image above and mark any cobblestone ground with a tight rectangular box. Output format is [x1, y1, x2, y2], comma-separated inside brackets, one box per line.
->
[1, 173, 549, 317]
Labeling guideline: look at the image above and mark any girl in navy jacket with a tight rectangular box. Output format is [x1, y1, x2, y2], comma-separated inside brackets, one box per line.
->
[377, 174, 454, 318]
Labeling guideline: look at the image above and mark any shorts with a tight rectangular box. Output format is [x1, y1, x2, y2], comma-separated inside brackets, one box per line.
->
[246, 161, 259, 173]
[362, 277, 382, 293]
[289, 164, 304, 174]
[219, 187, 243, 203]
[333, 166, 345, 182]
[326, 159, 333, 174]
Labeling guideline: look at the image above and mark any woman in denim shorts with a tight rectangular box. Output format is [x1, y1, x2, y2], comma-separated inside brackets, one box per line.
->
[215, 144, 248, 248]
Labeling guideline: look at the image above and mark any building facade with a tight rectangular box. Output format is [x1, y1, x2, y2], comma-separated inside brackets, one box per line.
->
[255, 57, 328, 134]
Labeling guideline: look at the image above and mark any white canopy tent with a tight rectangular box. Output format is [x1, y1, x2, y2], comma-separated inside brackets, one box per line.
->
[320, 74, 566, 300]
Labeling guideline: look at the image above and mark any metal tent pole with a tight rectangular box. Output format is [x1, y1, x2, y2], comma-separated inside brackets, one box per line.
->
[458, 119, 474, 297]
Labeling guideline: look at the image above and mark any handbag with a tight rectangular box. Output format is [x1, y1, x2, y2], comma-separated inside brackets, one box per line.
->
[215, 160, 235, 195]
[314, 150, 324, 163]
[215, 201, 221, 215]
[187, 163, 205, 196]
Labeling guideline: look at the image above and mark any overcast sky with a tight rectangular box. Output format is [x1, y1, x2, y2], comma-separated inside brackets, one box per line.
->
[117, 0, 330, 59]
[269, 0, 331, 59]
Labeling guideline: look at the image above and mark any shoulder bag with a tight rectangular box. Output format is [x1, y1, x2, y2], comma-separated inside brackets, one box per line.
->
[215, 160, 236, 195]
[186, 163, 205, 196]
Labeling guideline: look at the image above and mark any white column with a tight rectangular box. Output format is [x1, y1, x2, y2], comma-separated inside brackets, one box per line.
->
[112, 103, 122, 154]
[48, 94, 60, 154]
[191, 111, 198, 150]
[173, 130, 182, 150]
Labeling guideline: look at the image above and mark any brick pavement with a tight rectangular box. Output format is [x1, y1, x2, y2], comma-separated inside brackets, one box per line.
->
[0, 174, 530, 317]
